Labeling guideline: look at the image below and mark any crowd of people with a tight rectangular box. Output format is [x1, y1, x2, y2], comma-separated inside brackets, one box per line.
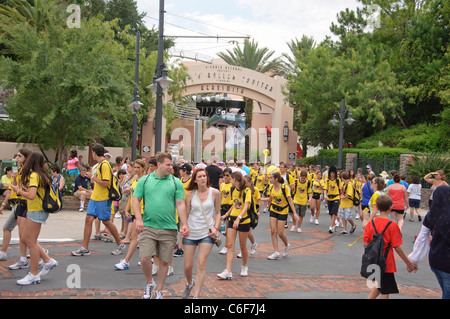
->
[0, 147, 448, 299]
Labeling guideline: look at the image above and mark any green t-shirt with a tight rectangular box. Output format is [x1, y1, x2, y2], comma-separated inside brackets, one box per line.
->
[133, 172, 185, 230]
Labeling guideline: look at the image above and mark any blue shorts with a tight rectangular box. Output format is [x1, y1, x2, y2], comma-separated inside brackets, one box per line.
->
[87, 199, 112, 221]
[28, 211, 49, 224]
[182, 236, 214, 246]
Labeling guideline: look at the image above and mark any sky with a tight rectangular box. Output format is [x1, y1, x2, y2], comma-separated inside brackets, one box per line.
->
[135, 0, 362, 62]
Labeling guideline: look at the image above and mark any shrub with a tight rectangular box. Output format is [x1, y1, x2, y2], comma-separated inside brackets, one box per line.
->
[406, 153, 450, 187]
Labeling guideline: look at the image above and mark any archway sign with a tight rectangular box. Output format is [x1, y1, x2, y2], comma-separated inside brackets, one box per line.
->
[141, 61, 298, 165]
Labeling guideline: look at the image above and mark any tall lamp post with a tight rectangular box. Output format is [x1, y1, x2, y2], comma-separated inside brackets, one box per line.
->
[330, 99, 355, 168]
[128, 31, 143, 161]
[151, 0, 173, 154]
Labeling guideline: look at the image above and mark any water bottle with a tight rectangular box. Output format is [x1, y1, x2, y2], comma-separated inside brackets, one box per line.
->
[12, 159, 18, 173]
[220, 219, 226, 234]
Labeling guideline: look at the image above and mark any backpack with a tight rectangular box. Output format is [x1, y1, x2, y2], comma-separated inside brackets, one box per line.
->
[40, 184, 63, 213]
[230, 186, 259, 229]
[360, 220, 393, 279]
[99, 161, 122, 201]
[344, 182, 361, 207]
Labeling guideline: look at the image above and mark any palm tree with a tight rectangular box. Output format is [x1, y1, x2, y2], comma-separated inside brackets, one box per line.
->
[282, 35, 316, 158]
[217, 39, 282, 162]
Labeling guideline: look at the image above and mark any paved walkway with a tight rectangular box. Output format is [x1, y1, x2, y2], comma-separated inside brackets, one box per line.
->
[0, 204, 441, 300]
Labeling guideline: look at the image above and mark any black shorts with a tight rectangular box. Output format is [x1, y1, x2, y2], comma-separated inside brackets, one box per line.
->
[392, 209, 405, 214]
[13, 200, 27, 218]
[227, 220, 251, 232]
[269, 210, 288, 221]
[327, 200, 340, 215]
[311, 193, 321, 200]
[378, 272, 399, 295]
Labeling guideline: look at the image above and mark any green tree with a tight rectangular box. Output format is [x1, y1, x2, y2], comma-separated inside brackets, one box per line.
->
[0, 16, 133, 163]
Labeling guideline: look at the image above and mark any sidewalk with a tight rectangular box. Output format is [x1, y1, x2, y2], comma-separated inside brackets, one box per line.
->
[0, 205, 441, 299]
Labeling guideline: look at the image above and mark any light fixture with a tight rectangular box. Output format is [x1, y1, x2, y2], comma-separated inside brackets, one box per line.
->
[146, 76, 158, 94]
[283, 121, 289, 141]
[330, 114, 339, 126]
[155, 67, 173, 90]
[128, 100, 143, 111]
[346, 111, 355, 125]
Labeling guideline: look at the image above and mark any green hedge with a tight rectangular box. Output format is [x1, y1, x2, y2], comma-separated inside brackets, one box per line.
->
[318, 147, 414, 159]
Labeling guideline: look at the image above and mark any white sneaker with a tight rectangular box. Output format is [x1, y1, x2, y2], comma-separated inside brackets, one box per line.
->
[283, 244, 291, 257]
[39, 258, 58, 277]
[79, 208, 84, 212]
[154, 290, 164, 299]
[0, 251, 7, 261]
[250, 243, 258, 256]
[310, 215, 315, 223]
[237, 252, 242, 258]
[167, 266, 174, 276]
[315, 219, 319, 225]
[9, 258, 28, 270]
[290, 225, 297, 232]
[267, 252, 281, 260]
[240, 265, 248, 277]
[114, 259, 130, 270]
[152, 265, 159, 275]
[217, 269, 232, 280]
[142, 281, 155, 299]
[219, 247, 228, 255]
[17, 272, 40, 285]
[297, 228, 302, 233]
[182, 279, 195, 299]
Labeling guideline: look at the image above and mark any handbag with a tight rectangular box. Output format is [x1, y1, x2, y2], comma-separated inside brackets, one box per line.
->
[196, 191, 222, 247]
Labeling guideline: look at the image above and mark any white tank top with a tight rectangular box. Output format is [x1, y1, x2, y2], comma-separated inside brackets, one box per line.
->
[187, 188, 215, 240]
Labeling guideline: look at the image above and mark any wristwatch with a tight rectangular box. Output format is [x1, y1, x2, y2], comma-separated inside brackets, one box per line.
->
[237, 215, 242, 220]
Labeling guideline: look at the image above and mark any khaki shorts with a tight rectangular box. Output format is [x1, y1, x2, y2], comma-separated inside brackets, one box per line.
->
[138, 227, 178, 264]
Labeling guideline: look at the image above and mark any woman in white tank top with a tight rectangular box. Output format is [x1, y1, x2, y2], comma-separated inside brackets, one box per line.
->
[182, 168, 221, 299]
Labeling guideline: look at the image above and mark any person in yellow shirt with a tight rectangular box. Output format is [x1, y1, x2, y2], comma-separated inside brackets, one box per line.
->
[309, 171, 324, 225]
[261, 172, 299, 260]
[114, 159, 147, 270]
[324, 167, 341, 233]
[11, 152, 58, 285]
[218, 167, 234, 255]
[292, 171, 311, 232]
[254, 167, 268, 213]
[217, 171, 252, 279]
[71, 144, 125, 257]
[338, 172, 357, 234]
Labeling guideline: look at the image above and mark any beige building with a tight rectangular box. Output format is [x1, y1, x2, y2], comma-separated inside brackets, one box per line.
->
[141, 60, 298, 165]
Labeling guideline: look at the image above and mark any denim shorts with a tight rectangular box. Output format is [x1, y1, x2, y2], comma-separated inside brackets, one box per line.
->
[182, 236, 214, 246]
[28, 210, 49, 224]
[87, 199, 112, 221]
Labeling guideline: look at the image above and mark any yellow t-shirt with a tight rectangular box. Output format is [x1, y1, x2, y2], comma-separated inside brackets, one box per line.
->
[27, 172, 46, 212]
[181, 177, 191, 198]
[91, 160, 112, 201]
[220, 182, 233, 206]
[254, 174, 267, 192]
[269, 184, 291, 215]
[130, 178, 144, 216]
[325, 178, 341, 201]
[311, 179, 323, 195]
[9, 171, 22, 201]
[340, 181, 354, 209]
[252, 187, 261, 211]
[293, 180, 311, 205]
[230, 187, 252, 224]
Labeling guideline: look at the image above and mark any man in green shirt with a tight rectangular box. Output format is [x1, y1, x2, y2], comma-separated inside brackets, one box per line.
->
[133, 153, 190, 299]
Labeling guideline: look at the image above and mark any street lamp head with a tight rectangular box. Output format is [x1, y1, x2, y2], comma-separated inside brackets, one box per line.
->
[330, 114, 339, 126]
[346, 111, 355, 125]
[147, 75, 158, 94]
[128, 100, 143, 111]
[155, 67, 174, 90]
